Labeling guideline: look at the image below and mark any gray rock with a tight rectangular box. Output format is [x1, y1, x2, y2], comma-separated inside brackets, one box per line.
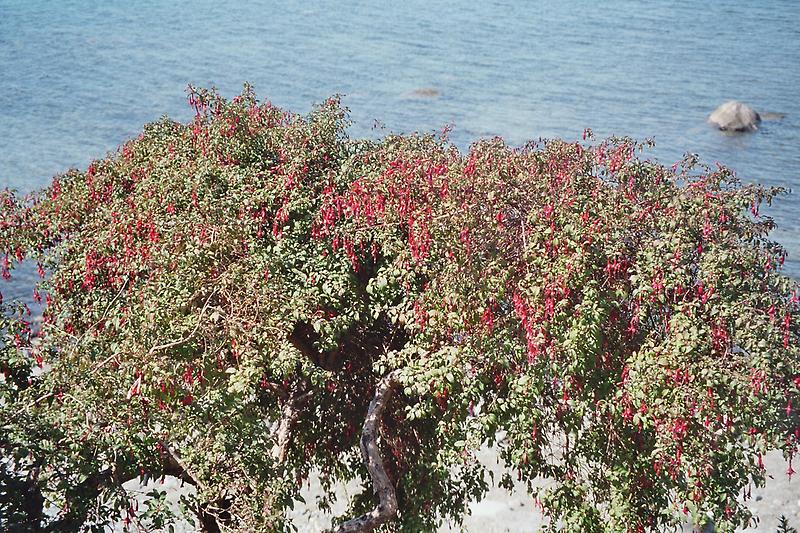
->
[709, 100, 761, 132]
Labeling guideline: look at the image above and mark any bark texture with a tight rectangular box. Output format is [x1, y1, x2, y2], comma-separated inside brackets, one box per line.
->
[327, 370, 401, 533]
[271, 388, 313, 463]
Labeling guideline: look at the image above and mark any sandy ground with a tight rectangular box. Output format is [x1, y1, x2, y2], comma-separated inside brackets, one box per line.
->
[287, 448, 800, 533]
[120, 448, 800, 532]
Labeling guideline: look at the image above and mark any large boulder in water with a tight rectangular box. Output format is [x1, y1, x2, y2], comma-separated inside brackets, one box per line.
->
[709, 101, 761, 132]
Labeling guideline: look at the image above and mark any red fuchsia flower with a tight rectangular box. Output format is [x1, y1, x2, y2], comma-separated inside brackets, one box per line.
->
[702, 218, 712, 239]
[481, 305, 494, 333]
[147, 223, 158, 243]
[750, 369, 768, 395]
[512, 292, 526, 321]
[653, 460, 662, 475]
[435, 388, 449, 410]
[627, 315, 638, 337]
[651, 274, 664, 295]
[544, 296, 555, 319]
[622, 403, 633, 422]
[413, 300, 428, 330]
[183, 365, 195, 386]
[512, 292, 543, 362]
[464, 155, 476, 177]
[711, 320, 729, 354]
[459, 227, 471, 254]
[696, 283, 713, 304]
[1, 254, 10, 280]
[673, 368, 689, 385]
[126, 375, 142, 400]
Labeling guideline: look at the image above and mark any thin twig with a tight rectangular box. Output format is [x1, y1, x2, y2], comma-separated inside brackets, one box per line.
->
[68, 279, 129, 365]
[24, 391, 54, 409]
[147, 291, 216, 356]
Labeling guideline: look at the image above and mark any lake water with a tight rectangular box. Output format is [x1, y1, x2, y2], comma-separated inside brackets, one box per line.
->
[1, 0, 799, 297]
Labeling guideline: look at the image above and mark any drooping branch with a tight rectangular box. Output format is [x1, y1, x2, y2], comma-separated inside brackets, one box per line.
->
[45, 465, 140, 532]
[289, 315, 407, 372]
[161, 441, 205, 489]
[160, 442, 229, 533]
[147, 291, 217, 356]
[271, 387, 313, 464]
[327, 369, 401, 533]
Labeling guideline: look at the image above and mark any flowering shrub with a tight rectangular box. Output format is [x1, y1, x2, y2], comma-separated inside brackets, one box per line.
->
[1, 86, 799, 532]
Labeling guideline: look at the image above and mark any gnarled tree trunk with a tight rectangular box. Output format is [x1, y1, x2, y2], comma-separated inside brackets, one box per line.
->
[327, 369, 401, 533]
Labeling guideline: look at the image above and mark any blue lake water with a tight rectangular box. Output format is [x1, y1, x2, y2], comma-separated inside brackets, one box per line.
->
[1, 0, 799, 298]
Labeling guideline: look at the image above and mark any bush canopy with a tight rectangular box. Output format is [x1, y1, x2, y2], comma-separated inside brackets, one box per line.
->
[1, 86, 799, 532]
